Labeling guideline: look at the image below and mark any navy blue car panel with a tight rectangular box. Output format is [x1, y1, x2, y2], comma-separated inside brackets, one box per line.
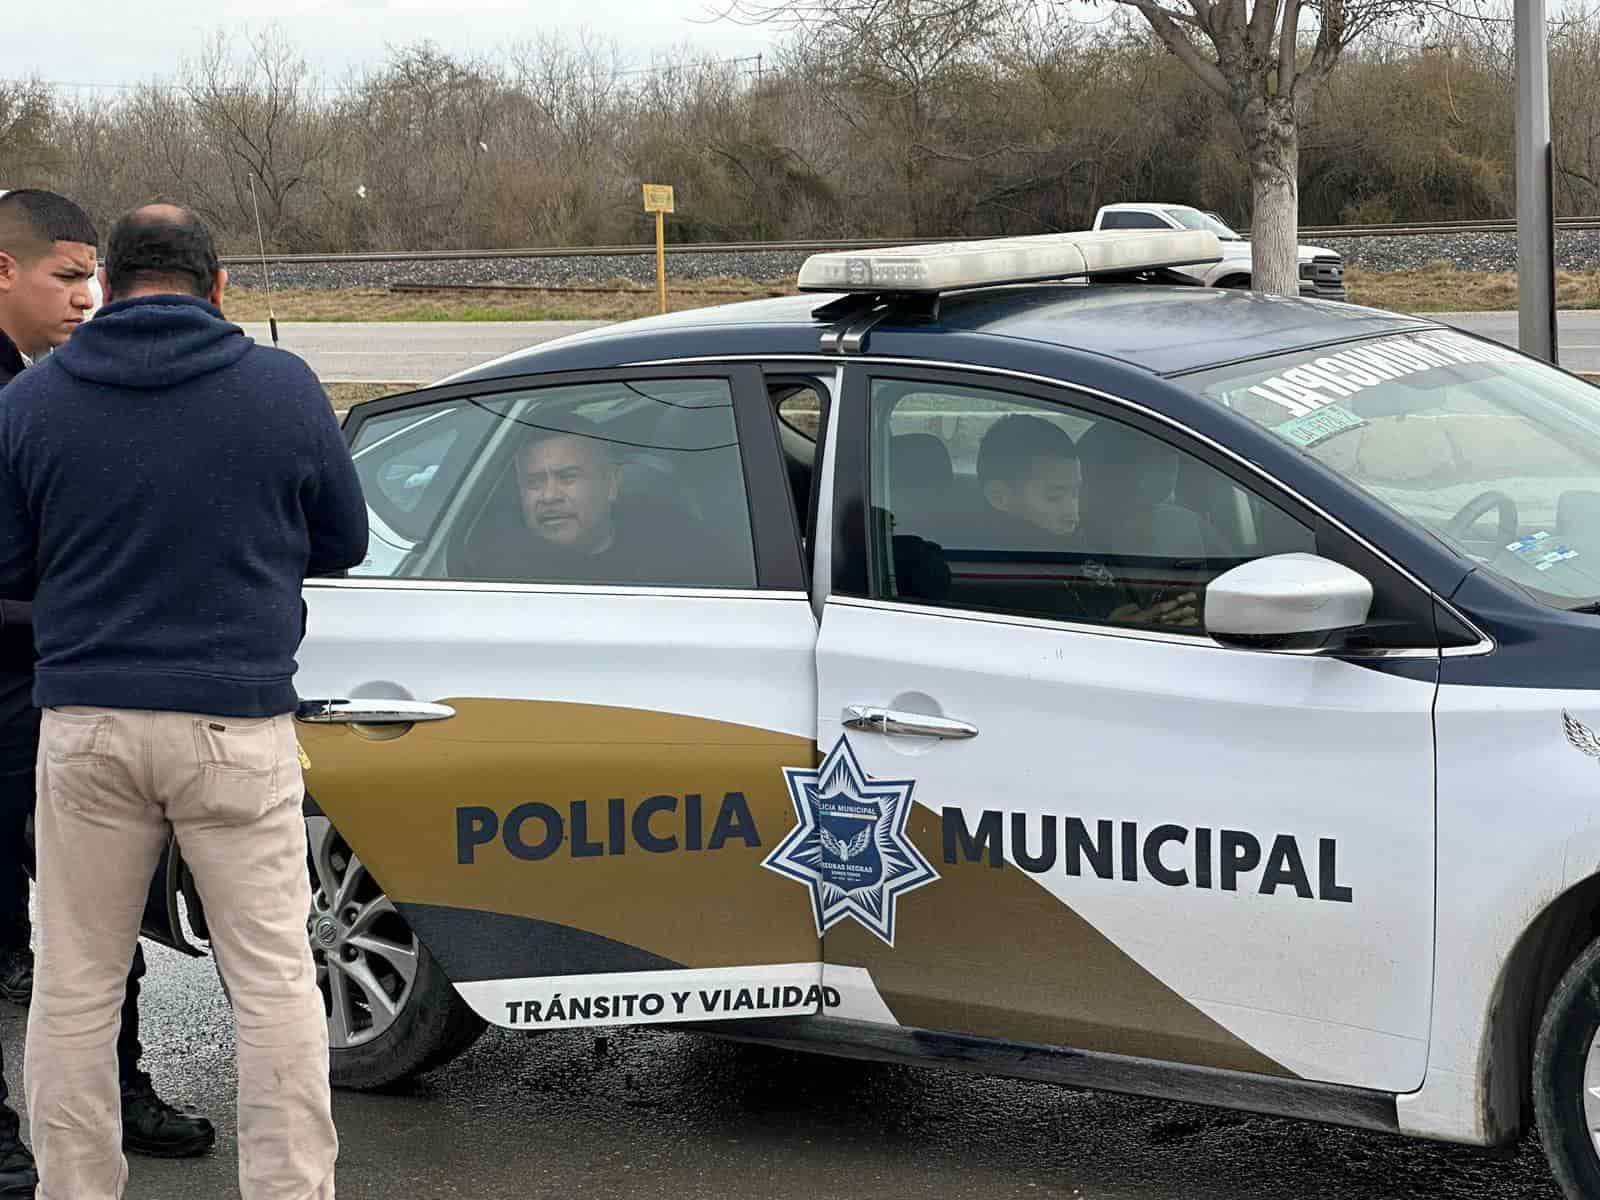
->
[450, 287, 1439, 385]
[930, 287, 1433, 376]
[1441, 570, 1600, 690]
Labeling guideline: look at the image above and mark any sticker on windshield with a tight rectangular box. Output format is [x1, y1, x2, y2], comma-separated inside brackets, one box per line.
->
[1275, 404, 1364, 449]
[1244, 331, 1523, 420]
[1507, 531, 1580, 571]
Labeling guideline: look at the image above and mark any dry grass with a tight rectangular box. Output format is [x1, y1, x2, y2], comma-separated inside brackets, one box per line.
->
[241, 267, 1576, 326]
[323, 381, 421, 421]
[226, 278, 793, 325]
[1347, 262, 1600, 313]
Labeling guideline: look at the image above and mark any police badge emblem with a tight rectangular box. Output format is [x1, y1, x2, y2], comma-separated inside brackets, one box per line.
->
[762, 735, 939, 946]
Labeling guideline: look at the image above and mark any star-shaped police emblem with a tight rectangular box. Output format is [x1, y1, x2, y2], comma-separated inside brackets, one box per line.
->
[762, 734, 939, 946]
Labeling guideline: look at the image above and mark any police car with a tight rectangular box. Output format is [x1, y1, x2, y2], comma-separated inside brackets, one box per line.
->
[140, 228, 1600, 1197]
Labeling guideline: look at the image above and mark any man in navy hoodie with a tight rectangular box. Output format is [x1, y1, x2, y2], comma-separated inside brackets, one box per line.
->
[0, 189, 220, 1196]
[0, 204, 366, 1200]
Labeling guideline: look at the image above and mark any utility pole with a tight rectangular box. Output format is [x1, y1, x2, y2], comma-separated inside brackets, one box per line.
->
[1516, 0, 1558, 363]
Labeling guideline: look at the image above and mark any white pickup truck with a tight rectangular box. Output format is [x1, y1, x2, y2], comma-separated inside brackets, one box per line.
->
[1092, 203, 1346, 300]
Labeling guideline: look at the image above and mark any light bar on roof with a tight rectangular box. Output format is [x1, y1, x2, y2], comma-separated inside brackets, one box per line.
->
[796, 230, 1221, 294]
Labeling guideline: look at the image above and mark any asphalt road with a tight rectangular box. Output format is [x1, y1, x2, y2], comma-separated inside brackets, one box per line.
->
[242, 312, 1589, 385]
[0, 941, 1563, 1200]
[236, 320, 609, 384]
[1430, 312, 1588, 367]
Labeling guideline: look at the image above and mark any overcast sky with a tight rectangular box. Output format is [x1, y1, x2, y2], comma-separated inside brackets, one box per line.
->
[4, 1, 776, 93]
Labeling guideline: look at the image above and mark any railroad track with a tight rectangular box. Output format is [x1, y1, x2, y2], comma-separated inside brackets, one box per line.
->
[216, 217, 1596, 269]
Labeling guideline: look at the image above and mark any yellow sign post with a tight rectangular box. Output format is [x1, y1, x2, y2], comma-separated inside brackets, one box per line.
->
[642, 184, 675, 314]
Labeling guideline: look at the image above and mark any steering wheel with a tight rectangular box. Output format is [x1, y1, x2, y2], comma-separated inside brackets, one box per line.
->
[1443, 490, 1519, 544]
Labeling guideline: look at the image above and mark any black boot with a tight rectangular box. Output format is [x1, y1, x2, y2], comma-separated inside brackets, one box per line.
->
[0, 1124, 36, 1198]
[120, 1074, 216, 1159]
[0, 947, 30, 1007]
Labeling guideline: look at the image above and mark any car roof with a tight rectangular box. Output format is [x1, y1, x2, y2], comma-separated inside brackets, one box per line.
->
[447, 284, 1438, 385]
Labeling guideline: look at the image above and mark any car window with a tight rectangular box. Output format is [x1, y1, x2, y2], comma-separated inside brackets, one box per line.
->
[1164, 207, 1242, 239]
[348, 399, 500, 576]
[866, 378, 1314, 635]
[1100, 211, 1169, 230]
[776, 386, 823, 440]
[362, 377, 758, 589]
[1181, 330, 1600, 609]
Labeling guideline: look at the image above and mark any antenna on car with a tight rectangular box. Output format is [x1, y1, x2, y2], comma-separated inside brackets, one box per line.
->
[247, 174, 280, 348]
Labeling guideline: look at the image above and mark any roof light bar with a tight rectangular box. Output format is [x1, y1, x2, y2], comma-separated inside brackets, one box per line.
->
[796, 230, 1222, 294]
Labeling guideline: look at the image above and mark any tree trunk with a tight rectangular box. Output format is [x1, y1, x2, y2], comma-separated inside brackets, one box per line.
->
[1240, 97, 1301, 298]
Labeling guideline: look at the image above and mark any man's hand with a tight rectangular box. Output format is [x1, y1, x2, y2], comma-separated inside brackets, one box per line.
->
[1109, 592, 1199, 628]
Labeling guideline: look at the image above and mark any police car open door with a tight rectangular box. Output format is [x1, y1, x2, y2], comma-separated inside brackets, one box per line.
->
[802, 366, 1438, 1092]
[292, 365, 827, 1036]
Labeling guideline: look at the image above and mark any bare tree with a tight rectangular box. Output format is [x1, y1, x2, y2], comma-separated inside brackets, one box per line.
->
[0, 81, 59, 182]
[719, 0, 1491, 294]
[183, 29, 337, 247]
[5, 20, 1539, 255]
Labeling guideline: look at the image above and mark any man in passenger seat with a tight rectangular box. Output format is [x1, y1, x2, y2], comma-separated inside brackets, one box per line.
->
[483, 419, 720, 586]
[975, 415, 1198, 628]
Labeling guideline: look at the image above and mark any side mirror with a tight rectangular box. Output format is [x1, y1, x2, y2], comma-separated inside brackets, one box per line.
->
[1205, 553, 1373, 652]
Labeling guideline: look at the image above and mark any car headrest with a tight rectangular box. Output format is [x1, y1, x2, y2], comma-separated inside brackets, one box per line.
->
[891, 433, 954, 492]
[1076, 419, 1179, 510]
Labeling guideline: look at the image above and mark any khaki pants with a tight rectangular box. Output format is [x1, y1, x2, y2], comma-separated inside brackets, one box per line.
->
[25, 708, 337, 1200]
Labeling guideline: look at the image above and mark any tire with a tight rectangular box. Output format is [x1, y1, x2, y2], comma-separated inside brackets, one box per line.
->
[1534, 935, 1600, 1199]
[1217, 275, 1252, 290]
[306, 815, 486, 1091]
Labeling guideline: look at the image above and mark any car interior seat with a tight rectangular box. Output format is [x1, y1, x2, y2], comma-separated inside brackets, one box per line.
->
[888, 433, 958, 543]
[649, 400, 752, 570]
[1075, 419, 1214, 561]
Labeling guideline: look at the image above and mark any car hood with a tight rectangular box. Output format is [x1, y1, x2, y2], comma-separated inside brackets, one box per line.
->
[1218, 241, 1339, 262]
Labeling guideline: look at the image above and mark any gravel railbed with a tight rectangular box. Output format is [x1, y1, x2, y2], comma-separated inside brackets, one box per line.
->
[1332, 229, 1600, 273]
[228, 249, 815, 291]
[222, 231, 1600, 292]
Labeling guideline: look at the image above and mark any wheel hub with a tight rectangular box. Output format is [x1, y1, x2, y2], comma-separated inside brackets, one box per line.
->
[1583, 1025, 1600, 1158]
[305, 815, 420, 1050]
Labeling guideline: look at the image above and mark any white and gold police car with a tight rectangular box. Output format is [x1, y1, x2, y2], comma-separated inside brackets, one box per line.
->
[141, 229, 1600, 1198]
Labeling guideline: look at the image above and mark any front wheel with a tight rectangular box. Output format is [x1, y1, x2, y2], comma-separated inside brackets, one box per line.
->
[1535, 936, 1600, 1198]
[306, 815, 485, 1090]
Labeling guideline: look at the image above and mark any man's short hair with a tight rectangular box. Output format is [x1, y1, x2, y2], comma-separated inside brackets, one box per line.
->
[0, 190, 98, 264]
[977, 414, 1078, 487]
[517, 415, 619, 469]
[106, 206, 220, 299]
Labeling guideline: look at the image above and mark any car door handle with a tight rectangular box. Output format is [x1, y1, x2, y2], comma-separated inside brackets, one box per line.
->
[296, 699, 457, 726]
[842, 705, 978, 740]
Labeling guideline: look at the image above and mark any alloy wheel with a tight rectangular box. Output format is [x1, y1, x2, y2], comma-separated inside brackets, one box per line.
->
[306, 815, 419, 1049]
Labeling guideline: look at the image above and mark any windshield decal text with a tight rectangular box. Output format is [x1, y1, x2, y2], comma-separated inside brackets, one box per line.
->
[1247, 331, 1522, 420]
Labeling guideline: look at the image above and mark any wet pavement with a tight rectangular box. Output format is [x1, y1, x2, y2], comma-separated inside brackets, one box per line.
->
[0, 941, 1568, 1200]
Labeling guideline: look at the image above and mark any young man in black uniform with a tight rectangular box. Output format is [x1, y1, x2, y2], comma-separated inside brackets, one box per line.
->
[0, 189, 215, 1195]
[973, 413, 1200, 628]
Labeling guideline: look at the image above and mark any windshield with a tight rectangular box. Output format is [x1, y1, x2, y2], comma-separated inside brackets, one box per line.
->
[1164, 207, 1242, 240]
[1181, 330, 1600, 608]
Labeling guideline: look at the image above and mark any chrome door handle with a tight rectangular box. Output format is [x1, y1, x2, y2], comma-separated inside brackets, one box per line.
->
[296, 699, 456, 726]
[842, 705, 977, 740]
